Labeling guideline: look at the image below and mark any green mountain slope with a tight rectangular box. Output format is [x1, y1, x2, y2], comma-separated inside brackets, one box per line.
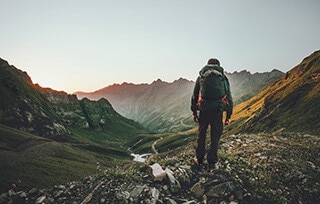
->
[231, 50, 320, 134]
[0, 124, 99, 192]
[0, 59, 67, 139]
[0, 58, 147, 192]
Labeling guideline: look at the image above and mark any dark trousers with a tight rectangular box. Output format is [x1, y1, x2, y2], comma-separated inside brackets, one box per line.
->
[196, 109, 223, 164]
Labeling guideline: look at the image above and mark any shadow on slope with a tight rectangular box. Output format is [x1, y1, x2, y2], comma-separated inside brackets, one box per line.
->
[0, 124, 137, 193]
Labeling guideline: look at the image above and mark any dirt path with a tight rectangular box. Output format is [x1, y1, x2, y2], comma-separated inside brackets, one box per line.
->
[151, 137, 163, 154]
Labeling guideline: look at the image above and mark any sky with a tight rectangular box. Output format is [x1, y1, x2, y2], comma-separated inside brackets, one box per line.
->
[1, 0, 319, 93]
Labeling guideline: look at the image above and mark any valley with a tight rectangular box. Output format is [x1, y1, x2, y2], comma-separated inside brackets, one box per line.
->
[0, 50, 319, 203]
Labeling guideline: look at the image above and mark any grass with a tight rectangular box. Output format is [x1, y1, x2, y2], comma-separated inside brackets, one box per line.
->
[0, 124, 48, 150]
[129, 130, 197, 154]
[0, 123, 137, 193]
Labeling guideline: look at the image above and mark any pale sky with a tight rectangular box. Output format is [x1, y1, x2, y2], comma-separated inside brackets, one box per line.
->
[1, 0, 319, 93]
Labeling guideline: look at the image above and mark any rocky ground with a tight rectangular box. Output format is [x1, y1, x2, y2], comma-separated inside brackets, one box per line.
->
[1, 132, 319, 204]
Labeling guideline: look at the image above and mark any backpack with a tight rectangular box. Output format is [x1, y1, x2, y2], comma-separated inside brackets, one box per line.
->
[197, 64, 230, 110]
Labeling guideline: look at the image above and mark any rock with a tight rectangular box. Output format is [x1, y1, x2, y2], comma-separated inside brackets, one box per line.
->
[55, 190, 63, 198]
[148, 163, 167, 181]
[28, 188, 38, 195]
[206, 181, 234, 197]
[190, 182, 204, 197]
[116, 192, 128, 203]
[35, 195, 46, 204]
[19, 192, 27, 198]
[151, 187, 160, 204]
[151, 187, 160, 200]
[164, 197, 177, 204]
[145, 198, 151, 204]
[8, 189, 15, 197]
[57, 185, 66, 190]
[165, 168, 180, 187]
[130, 184, 147, 198]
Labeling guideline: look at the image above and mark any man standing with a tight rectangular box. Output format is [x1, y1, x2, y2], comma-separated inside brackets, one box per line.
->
[191, 58, 233, 171]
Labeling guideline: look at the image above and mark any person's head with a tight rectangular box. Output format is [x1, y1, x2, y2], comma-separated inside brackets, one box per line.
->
[207, 58, 220, 66]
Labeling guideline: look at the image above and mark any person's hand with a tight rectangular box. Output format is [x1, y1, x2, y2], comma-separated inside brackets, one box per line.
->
[225, 118, 231, 125]
[192, 114, 199, 123]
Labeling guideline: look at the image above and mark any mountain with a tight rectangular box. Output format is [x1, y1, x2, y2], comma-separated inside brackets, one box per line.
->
[76, 78, 196, 133]
[0, 58, 145, 138]
[231, 50, 320, 134]
[0, 59, 67, 139]
[75, 71, 283, 133]
[225, 69, 284, 105]
[0, 58, 147, 192]
[1, 52, 319, 203]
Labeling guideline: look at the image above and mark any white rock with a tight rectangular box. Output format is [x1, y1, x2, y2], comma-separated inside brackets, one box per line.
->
[36, 195, 46, 204]
[165, 168, 180, 188]
[148, 163, 166, 181]
[151, 187, 160, 201]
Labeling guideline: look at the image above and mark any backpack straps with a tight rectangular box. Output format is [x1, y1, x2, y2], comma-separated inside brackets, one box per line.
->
[200, 66, 223, 78]
[221, 95, 230, 105]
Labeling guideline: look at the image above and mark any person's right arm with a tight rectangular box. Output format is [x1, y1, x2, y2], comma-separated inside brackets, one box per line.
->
[191, 77, 200, 123]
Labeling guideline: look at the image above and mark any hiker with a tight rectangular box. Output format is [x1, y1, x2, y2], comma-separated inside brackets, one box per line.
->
[191, 58, 233, 171]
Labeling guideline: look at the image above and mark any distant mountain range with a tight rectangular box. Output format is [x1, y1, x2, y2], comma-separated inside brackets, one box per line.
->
[76, 78, 195, 133]
[75, 69, 284, 132]
[226, 69, 284, 104]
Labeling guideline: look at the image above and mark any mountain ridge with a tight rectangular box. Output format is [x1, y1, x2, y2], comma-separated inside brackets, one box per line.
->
[75, 70, 284, 132]
[231, 50, 320, 134]
[0, 57, 146, 138]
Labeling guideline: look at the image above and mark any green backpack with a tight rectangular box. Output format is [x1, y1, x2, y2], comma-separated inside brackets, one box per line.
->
[198, 64, 230, 110]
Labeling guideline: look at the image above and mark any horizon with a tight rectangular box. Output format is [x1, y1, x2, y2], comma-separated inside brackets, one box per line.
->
[3, 55, 286, 94]
[69, 68, 286, 93]
[1, 1, 319, 93]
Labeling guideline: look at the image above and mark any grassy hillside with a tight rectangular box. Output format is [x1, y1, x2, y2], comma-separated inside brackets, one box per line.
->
[0, 121, 144, 193]
[0, 58, 148, 193]
[229, 50, 320, 135]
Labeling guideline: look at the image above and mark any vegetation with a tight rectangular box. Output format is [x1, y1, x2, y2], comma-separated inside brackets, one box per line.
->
[0, 123, 138, 192]
[0, 49, 319, 203]
[229, 50, 320, 135]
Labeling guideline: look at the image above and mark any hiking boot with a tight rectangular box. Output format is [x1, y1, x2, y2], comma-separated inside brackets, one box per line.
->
[193, 157, 205, 171]
[207, 162, 219, 172]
